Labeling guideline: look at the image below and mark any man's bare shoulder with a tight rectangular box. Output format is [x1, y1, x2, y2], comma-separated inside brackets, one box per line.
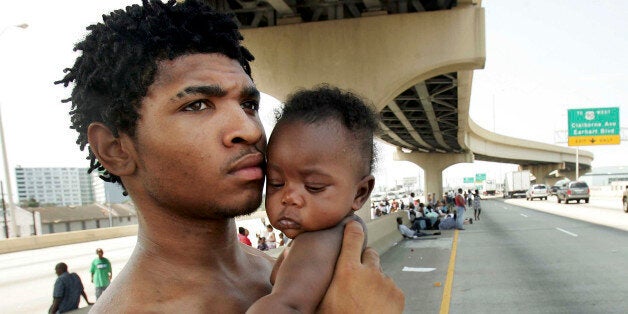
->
[90, 245, 275, 313]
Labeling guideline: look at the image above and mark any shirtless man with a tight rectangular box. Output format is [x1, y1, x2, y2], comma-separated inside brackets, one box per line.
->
[55, 0, 403, 312]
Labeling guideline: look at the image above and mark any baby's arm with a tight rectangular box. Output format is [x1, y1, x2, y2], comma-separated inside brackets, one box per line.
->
[247, 215, 365, 314]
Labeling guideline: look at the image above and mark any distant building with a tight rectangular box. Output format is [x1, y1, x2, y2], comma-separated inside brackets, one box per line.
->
[0, 205, 41, 239]
[15, 166, 130, 206]
[91, 175, 129, 204]
[33, 203, 137, 234]
[580, 166, 628, 187]
[15, 167, 94, 206]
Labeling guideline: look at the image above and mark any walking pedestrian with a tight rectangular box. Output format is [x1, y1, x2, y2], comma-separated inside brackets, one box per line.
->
[90, 248, 112, 300]
[473, 189, 482, 221]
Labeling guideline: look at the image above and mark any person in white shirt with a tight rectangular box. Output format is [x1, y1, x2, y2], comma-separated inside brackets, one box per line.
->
[406, 193, 416, 209]
[262, 225, 277, 249]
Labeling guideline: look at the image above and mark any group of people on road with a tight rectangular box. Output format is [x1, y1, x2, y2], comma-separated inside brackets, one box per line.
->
[238, 224, 291, 251]
[396, 188, 483, 237]
[371, 192, 423, 218]
[49, 248, 112, 313]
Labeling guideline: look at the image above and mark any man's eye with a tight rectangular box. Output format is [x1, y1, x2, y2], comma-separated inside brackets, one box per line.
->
[241, 100, 259, 111]
[183, 100, 210, 111]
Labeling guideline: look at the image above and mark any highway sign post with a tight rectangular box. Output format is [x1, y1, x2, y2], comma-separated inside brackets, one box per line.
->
[567, 107, 620, 178]
[463, 177, 474, 184]
[568, 107, 620, 146]
[475, 173, 486, 182]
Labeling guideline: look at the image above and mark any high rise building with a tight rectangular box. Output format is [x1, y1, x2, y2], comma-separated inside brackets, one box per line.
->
[91, 171, 129, 204]
[15, 167, 94, 206]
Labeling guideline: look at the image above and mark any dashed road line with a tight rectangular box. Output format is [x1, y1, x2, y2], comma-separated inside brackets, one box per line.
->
[402, 267, 436, 272]
[556, 227, 578, 237]
[520, 214, 528, 218]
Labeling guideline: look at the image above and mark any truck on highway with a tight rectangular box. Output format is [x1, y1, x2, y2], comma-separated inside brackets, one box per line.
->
[503, 170, 532, 198]
[484, 179, 497, 195]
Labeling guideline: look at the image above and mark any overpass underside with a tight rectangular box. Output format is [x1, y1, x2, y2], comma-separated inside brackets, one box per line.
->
[241, 2, 487, 201]
[238, 1, 591, 207]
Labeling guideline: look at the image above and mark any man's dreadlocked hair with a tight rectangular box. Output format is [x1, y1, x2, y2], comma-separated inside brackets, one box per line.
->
[274, 85, 380, 175]
[55, 0, 254, 191]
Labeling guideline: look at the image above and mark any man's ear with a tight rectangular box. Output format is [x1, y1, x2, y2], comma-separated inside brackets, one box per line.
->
[87, 122, 136, 177]
[352, 174, 375, 211]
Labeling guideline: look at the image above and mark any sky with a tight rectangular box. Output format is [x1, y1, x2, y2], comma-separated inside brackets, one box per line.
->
[0, 0, 626, 198]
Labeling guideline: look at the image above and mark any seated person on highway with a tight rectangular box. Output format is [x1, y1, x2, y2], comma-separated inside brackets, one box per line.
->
[248, 86, 379, 313]
[396, 217, 430, 238]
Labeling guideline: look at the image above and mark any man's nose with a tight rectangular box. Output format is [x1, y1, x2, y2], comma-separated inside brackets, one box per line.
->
[222, 105, 264, 147]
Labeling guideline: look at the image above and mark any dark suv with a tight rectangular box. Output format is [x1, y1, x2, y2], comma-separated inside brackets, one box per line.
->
[557, 181, 590, 204]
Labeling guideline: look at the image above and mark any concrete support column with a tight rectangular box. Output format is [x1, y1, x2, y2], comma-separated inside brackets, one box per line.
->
[556, 170, 577, 182]
[522, 164, 563, 185]
[393, 148, 473, 199]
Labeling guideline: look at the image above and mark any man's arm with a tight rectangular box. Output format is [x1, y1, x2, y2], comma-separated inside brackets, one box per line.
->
[90, 262, 94, 283]
[318, 221, 405, 313]
[49, 297, 61, 314]
[82, 290, 94, 305]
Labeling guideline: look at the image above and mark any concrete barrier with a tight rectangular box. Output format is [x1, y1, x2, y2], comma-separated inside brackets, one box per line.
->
[0, 225, 138, 254]
[0, 210, 403, 255]
[366, 212, 405, 254]
[264, 212, 404, 258]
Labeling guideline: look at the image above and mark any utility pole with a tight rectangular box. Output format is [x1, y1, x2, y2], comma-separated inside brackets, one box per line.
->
[1, 181, 8, 238]
[0, 106, 17, 237]
[0, 23, 28, 238]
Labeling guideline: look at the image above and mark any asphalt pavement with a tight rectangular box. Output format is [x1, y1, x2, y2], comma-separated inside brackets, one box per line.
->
[380, 194, 628, 313]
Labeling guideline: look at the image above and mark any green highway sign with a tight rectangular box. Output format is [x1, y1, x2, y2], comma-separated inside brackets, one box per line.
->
[475, 173, 486, 182]
[463, 177, 474, 184]
[568, 107, 620, 146]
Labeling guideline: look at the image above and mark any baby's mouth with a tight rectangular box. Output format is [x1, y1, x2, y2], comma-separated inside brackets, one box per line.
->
[276, 218, 300, 230]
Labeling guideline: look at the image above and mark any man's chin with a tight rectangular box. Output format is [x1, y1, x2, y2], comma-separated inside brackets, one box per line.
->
[216, 194, 262, 219]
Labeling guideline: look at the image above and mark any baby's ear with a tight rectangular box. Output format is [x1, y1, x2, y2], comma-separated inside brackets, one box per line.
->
[352, 175, 375, 211]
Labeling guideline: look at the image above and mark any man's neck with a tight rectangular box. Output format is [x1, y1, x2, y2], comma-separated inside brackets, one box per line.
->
[134, 207, 243, 269]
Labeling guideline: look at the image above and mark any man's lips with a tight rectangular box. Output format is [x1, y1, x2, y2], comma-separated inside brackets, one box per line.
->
[229, 153, 264, 180]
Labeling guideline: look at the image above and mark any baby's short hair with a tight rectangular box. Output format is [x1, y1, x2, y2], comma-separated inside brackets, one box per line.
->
[275, 85, 379, 175]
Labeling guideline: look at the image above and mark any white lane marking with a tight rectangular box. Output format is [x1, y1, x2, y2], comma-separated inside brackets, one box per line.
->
[402, 267, 436, 272]
[520, 214, 528, 218]
[503, 207, 508, 210]
[556, 227, 578, 237]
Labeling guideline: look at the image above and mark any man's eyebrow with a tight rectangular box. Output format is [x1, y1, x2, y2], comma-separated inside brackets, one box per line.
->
[174, 85, 226, 99]
[241, 85, 260, 100]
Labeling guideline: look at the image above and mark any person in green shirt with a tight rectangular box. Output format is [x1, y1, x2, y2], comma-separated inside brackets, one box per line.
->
[90, 248, 112, 300]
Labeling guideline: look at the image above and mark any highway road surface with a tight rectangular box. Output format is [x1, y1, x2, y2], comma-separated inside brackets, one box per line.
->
[1, 195, 627, 313]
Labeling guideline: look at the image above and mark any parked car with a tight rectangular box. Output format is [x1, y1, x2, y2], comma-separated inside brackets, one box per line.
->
[526, 184, 549, 201]
[623, 185, 628, 213]
[556, 181, 590, 204]
[549, 185, 559, 196]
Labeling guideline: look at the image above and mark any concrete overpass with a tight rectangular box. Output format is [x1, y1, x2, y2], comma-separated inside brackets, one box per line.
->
[211, 0, 592, 198]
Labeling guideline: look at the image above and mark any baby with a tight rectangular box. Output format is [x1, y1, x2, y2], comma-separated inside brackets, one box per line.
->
[248, 85, 378, 313]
